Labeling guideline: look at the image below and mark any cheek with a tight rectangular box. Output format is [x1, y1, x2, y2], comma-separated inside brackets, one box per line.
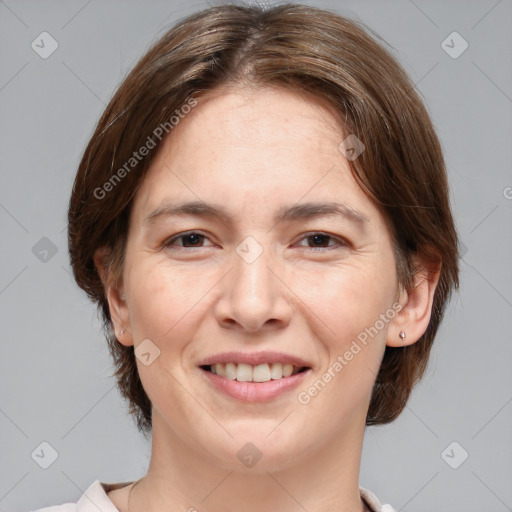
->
[127, 256, 212, 342]
[290, 259, 396, 409]
[124, 260, 210, 413]
[292, 259, 396, 347]
[293, 271, 389, 431]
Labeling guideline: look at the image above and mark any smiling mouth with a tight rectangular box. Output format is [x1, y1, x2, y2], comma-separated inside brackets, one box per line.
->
[200, 362, 309, 383]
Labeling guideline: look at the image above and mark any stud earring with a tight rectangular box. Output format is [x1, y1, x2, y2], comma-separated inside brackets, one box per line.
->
[399, 330, 406, 341]
[120, 329, 125, 335]
[121, 293, 126, 300]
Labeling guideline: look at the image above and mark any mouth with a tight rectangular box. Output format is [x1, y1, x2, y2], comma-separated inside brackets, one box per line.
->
[200, 362, 309, 382]
[198, 352, 312, 402]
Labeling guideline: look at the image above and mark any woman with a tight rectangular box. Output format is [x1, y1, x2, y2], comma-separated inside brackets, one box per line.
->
[36, 3, 459, 511]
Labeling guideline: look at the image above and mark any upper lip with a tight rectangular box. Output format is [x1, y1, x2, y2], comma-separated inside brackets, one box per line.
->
[198, 351, 312, 368]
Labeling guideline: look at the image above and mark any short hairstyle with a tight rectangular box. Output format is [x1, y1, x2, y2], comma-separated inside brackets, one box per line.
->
[68, 2, 460, 434]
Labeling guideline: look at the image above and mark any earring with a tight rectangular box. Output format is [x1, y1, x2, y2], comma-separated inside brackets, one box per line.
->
[120, 329, 125, 335]
[121, 293, 126, 300]
[399, 330, 406, 341]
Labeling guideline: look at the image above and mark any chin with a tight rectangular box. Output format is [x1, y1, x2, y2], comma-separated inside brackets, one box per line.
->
[202, 425, 309, 473]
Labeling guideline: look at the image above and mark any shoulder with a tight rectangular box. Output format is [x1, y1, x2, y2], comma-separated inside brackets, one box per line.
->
[30, 480, 126, 512]
[359, 485, 397, 512]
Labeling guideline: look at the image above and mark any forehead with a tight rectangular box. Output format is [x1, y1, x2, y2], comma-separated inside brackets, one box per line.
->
[130, 87, 380, 227]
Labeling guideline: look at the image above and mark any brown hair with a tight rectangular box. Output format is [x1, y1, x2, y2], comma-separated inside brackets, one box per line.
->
[68, 2, 459, 434]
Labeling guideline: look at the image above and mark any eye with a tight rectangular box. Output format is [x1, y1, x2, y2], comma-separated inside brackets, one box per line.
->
[163, 231, 215, 249]
[295, 232, 348, 251]
[162, 231, 348, 252]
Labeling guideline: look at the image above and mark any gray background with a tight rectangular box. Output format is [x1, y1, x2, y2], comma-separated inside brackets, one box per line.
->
[1, 0, 511, 511]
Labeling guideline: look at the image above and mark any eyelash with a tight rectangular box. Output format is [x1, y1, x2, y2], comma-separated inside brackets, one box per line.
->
[162, 231, 349, 252]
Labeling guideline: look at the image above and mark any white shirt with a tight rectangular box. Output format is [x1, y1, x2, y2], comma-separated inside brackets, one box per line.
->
[31, 480, 396, 512]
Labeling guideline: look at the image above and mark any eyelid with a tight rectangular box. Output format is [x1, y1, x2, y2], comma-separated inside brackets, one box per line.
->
[294, 231, 349, 250]
[163, 230, 215, 249]
[163, 230, 349, 251]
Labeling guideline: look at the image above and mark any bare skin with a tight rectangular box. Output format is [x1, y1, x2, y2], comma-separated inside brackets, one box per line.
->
[96, 86, 439, 512]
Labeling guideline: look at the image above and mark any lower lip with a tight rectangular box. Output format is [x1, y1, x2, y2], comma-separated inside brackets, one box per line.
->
[200, 368, 311, 402]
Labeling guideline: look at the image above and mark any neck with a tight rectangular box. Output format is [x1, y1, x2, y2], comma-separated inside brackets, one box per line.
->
[129, 410, 368, 512]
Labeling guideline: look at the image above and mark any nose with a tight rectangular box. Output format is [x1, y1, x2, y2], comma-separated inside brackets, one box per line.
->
[213, 239, 294, 333]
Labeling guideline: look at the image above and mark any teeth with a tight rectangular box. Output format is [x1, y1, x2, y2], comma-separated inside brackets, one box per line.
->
[236, 363, 253, 381]
[270, 363, 282, 379]
[253, 363, 271, 382]
[225, 362, 237, 380]
[283, 363, 293, 377]
[208, 362, 304, 382]
[214, 363, 226, 377]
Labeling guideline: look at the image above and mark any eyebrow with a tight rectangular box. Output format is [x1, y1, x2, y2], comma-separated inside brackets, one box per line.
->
[143, 200, 369, 229]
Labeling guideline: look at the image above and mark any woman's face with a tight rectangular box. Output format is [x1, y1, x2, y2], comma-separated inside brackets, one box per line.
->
[118, 86, 402, 470]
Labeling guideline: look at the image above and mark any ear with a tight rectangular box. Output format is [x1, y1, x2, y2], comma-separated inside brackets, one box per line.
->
[93, 246, 133, 347]
[387, 251, 441, 347]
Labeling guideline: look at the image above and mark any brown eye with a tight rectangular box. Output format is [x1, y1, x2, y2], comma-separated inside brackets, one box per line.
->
[163, 231, 212, 249]
[307, 234, 332, 247]
[296, 232, 347, 251]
